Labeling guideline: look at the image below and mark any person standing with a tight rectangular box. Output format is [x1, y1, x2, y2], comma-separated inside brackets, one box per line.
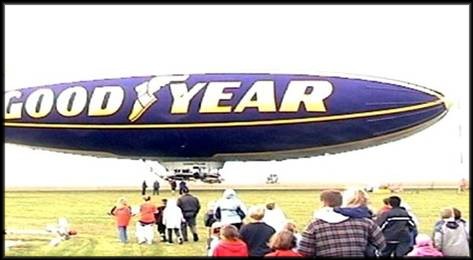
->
[298, 190, 385, 257]
[141, 180, 148, 196]
[212, 224, 249, 257]
[433, 207, 470, 256]
[153, 180, 160, 195]
[333, 188, 378, 256]
[239, 205, 276, 256]
[265, 230, 303, 257]
[376, 197, 392, 217]
[207, 221, 223, 256]
[262, 200, 287, 232]
[375, 195, 416, 257]
[179, 180, 188, 195]
[169, 180, 177, 194]
[407, 233, 443, 257]
[213, 189, 247, 230]
[458, 178, 468, 193]
[162, 198, 185, 244]
[154, 198, 167, 242]
[177, 188, 201, 242]
[110, 197, 132, 244]
[137, 195, 157, 244]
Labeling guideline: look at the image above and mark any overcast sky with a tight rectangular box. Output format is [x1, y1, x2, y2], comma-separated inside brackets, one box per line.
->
[4, 5, 469, 187]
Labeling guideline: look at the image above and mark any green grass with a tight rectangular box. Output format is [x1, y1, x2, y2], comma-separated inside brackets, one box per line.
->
[4, 189, 469, 256]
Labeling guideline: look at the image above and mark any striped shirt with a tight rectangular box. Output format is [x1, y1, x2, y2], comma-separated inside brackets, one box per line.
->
[298, 218, 386, 257]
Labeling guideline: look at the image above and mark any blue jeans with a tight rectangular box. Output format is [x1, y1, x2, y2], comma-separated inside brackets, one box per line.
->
[118, 226, 128, 243]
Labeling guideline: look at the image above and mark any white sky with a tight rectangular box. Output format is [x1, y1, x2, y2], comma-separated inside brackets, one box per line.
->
[4, 5, 469, 187]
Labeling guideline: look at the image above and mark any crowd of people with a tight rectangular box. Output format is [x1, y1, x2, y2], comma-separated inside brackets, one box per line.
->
[110, 180, 198, 245]
[109, 184, 470, 257]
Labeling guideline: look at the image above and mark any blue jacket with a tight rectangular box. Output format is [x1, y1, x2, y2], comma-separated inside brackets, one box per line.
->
[375, 207, 416, 243]
[334, 206, 373, 218]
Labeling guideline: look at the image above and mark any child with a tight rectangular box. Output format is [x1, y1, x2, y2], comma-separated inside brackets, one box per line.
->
[283, 221, 301, 251]
[137, 195, 157, 245]
[207, 221, 223, 256]
[376, 197, 392, 217]
[212, 224, 248, 256]
[110, 197, 132, 243]
[407, 233, 443, 257]
[162, 198, 185, 244]
[154, 198, 167, 242]
[204, 201, 217, 228]
[265, 230, 302, 257]
[433, 207, 470, 256]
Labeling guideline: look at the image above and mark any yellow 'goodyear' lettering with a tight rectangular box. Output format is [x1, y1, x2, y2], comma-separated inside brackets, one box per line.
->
[4, 78, 334, 122]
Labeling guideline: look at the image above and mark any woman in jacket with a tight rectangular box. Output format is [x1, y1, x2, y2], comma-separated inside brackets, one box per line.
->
[213, 189, 247, 230]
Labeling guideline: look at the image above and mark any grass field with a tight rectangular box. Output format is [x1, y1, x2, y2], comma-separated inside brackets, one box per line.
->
[4, 188, 469, 256]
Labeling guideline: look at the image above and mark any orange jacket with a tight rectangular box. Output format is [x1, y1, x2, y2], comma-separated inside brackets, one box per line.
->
[113, 206, 132, 227]
[140, 202, 157, 224]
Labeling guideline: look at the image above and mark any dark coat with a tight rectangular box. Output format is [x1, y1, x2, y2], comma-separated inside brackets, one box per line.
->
[177, 193, 201, 218]
[376, 207, 416, 243]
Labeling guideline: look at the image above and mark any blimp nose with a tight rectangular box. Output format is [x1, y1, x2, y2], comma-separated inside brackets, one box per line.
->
[442, 97, 453, 111]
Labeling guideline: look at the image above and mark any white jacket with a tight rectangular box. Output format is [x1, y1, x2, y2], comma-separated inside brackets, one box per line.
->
[262, 207, 287, 232]
[434, 219, 470, 256]
[162, 199, 185, 229]
[312, 207, 349, 223]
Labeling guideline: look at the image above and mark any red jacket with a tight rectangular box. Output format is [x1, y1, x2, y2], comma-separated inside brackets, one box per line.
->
[265, 249, 303, 257]
[140, 202, 157, 224]
[113, 206, 132, 227]
[212, 239, 249, 257]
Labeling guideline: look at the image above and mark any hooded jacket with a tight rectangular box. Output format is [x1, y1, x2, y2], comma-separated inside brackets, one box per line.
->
[213, 189, 248, 225]
[212, 239, 249, 256]
[407, 234, 443, 257]
[300, 207, 385, 257]
[433, 218, 470, 256]
[334, 206, 373, 219]
[375, 207, 416, 243]
[162, 199, 185, 229]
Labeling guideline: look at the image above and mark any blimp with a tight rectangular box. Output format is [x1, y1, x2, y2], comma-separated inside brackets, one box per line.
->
[4, 73, 449, 182]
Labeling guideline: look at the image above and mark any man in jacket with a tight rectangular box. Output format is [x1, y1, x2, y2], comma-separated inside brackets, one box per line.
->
[177, 188, 201, 242]
[298, 190, 385, 257]
[375, 195, 416, 256]
[152, 180, 160, 195]
[141, 180, 148, 196]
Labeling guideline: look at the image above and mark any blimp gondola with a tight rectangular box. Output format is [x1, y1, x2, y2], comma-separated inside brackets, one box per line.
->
[4, 73, 449, 182]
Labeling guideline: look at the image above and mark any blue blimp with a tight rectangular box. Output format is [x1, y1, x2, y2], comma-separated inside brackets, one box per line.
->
[4, 73, 448, 181]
